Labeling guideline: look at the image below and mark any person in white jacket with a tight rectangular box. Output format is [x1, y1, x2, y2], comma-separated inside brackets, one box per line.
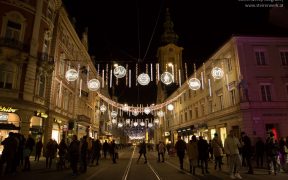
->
[224, 130, 242, 179]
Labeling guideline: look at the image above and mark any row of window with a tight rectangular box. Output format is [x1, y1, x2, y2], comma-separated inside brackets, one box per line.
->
[255, 50, 288, 66]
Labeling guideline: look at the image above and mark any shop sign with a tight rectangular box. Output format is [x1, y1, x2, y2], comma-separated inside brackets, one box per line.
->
[0, 113, 9, 121]
[0, 106, 17, 113]
[164, 131, 170, 136]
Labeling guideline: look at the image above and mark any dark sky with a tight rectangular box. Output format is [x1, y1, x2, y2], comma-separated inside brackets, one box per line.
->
[62, 0, 287, 105]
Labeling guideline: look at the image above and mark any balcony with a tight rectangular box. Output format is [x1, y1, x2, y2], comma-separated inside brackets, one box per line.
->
[0, 37, 29, 52]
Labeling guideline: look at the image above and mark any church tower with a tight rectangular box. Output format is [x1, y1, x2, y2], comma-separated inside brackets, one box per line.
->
[156, 8, 183, 103]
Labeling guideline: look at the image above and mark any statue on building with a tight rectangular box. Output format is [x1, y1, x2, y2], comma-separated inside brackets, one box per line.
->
[238, 77, 249, 102]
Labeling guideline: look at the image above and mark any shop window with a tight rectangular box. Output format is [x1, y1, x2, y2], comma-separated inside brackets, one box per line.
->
[260, 84, 272, 102]
[0, 63, 15, 89]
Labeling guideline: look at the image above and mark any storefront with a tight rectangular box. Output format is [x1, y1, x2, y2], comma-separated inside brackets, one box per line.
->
[76, 115, 91, 139]
[0, 106, 20, 155]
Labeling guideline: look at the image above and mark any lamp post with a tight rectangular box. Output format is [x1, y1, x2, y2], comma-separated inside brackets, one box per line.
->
[168, 63, 174, 82]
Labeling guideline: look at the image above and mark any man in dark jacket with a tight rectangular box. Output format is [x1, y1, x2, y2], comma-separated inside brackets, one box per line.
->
[69, 135, 80, 176]
[175, 135, 186, 170]
[240, 132, 253, 174]
[137, 140, 147, 163]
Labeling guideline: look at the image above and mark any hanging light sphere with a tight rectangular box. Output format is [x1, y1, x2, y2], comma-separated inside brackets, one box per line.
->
[167, 104, 174, 111]
[157, 111, 164, 118]
[111, 111, 118, 118]
[161, 72, 173, 85]
[188, 78, 201, 90]
[148, 123, 153, 128]
[132, 110, 139, 116]
[65, 69, 78, 81]
[87, 79, 101, 91]
[111, 118, 117, 124]
[118, 122, 123, 128]
[114, 65, 126, 78]
[211, 67, 224, 79]
[133, 122, 138, 127]
[154, 118, 159, 124]
[140, 121, 145, 126]
[144, 107, 151, 115]
[100, 105, 107, 112]
[137, 73, 150, 86]
[122, 104, 129, 112]
[126, 119, 130, 124]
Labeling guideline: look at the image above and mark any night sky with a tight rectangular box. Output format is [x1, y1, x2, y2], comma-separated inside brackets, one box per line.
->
[62, 0, 288, 105]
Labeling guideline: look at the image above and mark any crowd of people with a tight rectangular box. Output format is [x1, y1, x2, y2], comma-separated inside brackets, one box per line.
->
[172, 130, 288, 179]
[0, 133, 121, 177]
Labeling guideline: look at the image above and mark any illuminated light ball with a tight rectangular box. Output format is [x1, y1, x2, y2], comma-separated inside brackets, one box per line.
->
[157, 111, 164, 118]
[114, 65, 126, 78]
[100, 105, 107, 112]
[140, 122, 145, 126]
[122, 104, 129, 112]
[111, 118, 117, 124]
[188, 78, 201, 90]
[160, 72, 173, 85]
[137, 73, 150, 86]
[132, 110, 139, 116]
[144, 107, 151, 115]
[148, 123, 153, 128]
[211, 67, 224, 79]
[65, 69, 78, 81]
[133, 122, 138, 127]
[87, 79, 101, 91]
[167, 104, 174, 111]
[111, 111, 118, 118]
[126, 119, 130, 124]
[154, 118, 159, 124]
[118, 122, 123, 128]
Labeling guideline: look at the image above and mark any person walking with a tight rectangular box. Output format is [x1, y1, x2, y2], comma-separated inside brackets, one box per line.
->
[68, 135, 80, 176]
[57, 138, 68, 170]
[35, 138, 43, 162]
[137, 140, 147, 164]
[224, 130, 242, 179]
[157, 141, 166, 162]
[186, 135, 198, 175]
[91, 139, 102, 165]
[211, 133, 224, 171]
[265, 132, 280, 175]
[102, 140, 109, 159]
[240, 132, 253, 174]
[80, 136, 88, 173]
[255, 137, 265, 168]
[110, 140, 118, 164]
[175, 135, 186, 170]
[198, 136, 209, 174]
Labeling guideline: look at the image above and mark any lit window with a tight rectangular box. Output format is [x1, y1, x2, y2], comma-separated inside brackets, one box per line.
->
[261, 85, 272, 102]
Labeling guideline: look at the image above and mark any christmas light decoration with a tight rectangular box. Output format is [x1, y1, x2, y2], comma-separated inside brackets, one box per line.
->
[65, 69, 78, 81]
[211, 67, 224, 79]
[100, 104, 107, 112]
[114, 65, 126, 78]
[87, 79, 101, 91]
[111, 111, 118, 118]
[137, 73, 150, 86]
[188, 78, 201, 90]
[160, 72, 173, 85]
[167, 104, 174, 111]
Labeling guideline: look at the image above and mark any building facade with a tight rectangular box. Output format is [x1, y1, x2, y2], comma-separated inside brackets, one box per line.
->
[0, 0, 107, 153]
[160, 36, 288, 145]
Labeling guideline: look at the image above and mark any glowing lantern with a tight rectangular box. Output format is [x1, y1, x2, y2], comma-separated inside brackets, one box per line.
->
[65, 69, 78, 81]
[157, 111, 164, 118]
[148, 123, 153, 128]
[118, 122, 123, 128]
[114, 65, 126, 78]
[188, 78, 201, 90]
[132, 110, 139, 116]
[154, 119, 159, 124]
[137, 73, 150, 86]
[160, 72, 173, 85]
[133, 122, 138, 127]
[112, 118, 117, 124]
[87, 79, 100, 91]
[111, 111, 118, 118]
[211, 67, 224, 79]
[100, 105, 107, 112]
[140, 121, 145, 126]
[144, 107, 151, 115]
[167, 104, 174, 111]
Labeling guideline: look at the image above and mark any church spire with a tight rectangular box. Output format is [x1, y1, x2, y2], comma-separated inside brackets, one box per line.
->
[161, 8, 179, 45]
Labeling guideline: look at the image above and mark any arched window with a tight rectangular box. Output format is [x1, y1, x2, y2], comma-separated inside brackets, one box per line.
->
[1, 11, 26, 41]
[59, 53, 65, 77]
[0, 63, 15, 89]
[63, 90, 69, 111]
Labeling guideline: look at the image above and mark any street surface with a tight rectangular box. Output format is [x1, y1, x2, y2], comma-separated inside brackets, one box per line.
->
[2, 147, 288, 180]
